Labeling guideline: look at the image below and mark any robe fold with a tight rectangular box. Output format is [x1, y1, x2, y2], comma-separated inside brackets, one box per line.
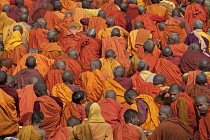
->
[109, 10, 127, 29]
[199, 107, 210, 140]
[29, 28, 48, 49]
[48, 125, 71, 140]
[44, 11, 64, 30]
[87, 17, 106, 35]
[72, 8, 91, 27]
[31, 7, 51, 22]
[131, 71, 148, 94]
[146, 4, 167, 18]
[185, 84, 210, 100]
[16, 125, 42, 140]
[126, 4, 139, 20]
[186, 70, 202, 85]
[101, 2, 119, 17]
[168, 43, 188, 56]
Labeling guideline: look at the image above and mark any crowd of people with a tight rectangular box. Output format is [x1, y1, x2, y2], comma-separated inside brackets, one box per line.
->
[0, 0, 210, 139]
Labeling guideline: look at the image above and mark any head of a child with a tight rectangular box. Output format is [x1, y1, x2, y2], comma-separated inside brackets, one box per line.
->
[67, 116, 80, 127]
[72, 90, 86, 104]
[31, 111, 44, 127]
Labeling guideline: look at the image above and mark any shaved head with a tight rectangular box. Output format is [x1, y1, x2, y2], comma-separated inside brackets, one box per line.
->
[0, 71, 7, 85]
[65, 12, 72, 17]
[196, 95, 209, 115]
[33, 81, 48, 97]
[105, 90, 116, 100]
[47, 30, 58, 42]
[137, 5, 146, 14]
[168, 33, 180, 45]
[162, 46, 173, 57]
[85, 102, 94, 118]
[90, 59, 102, 71]
[134, 21, 144, 29]
[188, 43, 201, 51]
[82, 0, 90, 8]
[153, 74, 166, 86]
[19, 7, 28, 14]
[15, 0, 24, 6]
[158, 22, 166, 31]
[41, 2, 48, 7]
[29, 76, 39, 84]
[124, 89, 138, 105]
[199, 59, 209, 71]
[37, 18, 47, 28]
[158, 105, 173, 122]
[19, 13, 28, 22]
[105, 49, 116, 59]
[137, 60, 149, 71]
[120, 2, 128, 12]
[3, 4, 11, 13]
[29, 48, 39, 54]
[68, 25, 77, 30]
[129, 0, 137, 4]
[168, 84, 181, 102]
[86, 28, 96, 38]
[114, 66, 125, 77]
[172, 8, 181, 17]
[13, 25, 23, 34]
[67, 116, 80, 127]
[26, 56, 36, 68]
[6, 75, 15, 88]
[143, 39, 155, 53]
[68, 49, 79, 59]
[55, 60, 66, 70]
[62, 70, 74, 84]
[97, 10, 106, 18]
[53, 1, 62, 11]
[194, 20, 203, 30]
[111, 28, 120, 37]
[106, 16, 115, 27]
[114, 0, 123, 7]
[196, 72, 207, 85]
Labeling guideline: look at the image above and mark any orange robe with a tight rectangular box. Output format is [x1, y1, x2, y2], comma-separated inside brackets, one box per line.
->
[87, 17, 106, 35]
[154, 58, 182, 86]
[109, 10, 127, 29]
[146, 4, 167, 18]
[0, 88, 19, 136]
[37, 96, 62, 137]
[186, 70, 203, 86]
[44, 11, 64, 30]
[72, 8, 91, 27]
[54, 56, 83, 85]
[69, 2, 82, 13]
[24, 0, 34, 14]
[45, 69, 64, 94]
[16, 84, 37, 125]
[16, 125, 42, 140]
[185, 3, 208, 32]
[98, 98, 129, 131]
[80, 69, 106, 102]
[199, 107, 210, 140]
[101, 2, 119, 17]
[60, 0, 75, 13]
[13, 53, 54, 77]
[102, 36, 131, 73]
[48, 125, 71, 140]
[168, 43, 188, 57]
[29, 28, 48, 49]
[131, 71, 148, 93]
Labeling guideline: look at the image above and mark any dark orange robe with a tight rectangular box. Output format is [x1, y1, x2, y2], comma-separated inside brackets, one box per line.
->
[168, 43, 188, 57]
[44, 11, 63, 30]
[146, 4, 167, 18]
[31, 7, 51, 22]
[101, 2, 119, 17]
[48, 125, 71, 140]
[87, 17, 106, 35]
[140, 82, 163, 99]
[29, 28, 48, 49]
[199, 107, 210, 140]
[109, 10, 127, 29]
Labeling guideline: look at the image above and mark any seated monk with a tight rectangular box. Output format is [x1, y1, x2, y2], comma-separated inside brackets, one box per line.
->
[185, 20, 210, 53]
[60, 90, 86, 127]
[55, 12, 81, 44]
[14, 56, 44, 89]
[196, 95, 210, 140]
[54, 49, 83, 85]
[147, 106, 195, 140]
[16, 76, 39, 125]
[47, 125, 71, 140]
[33, 81, 62, 138]
[185, 0, 208, 32]
[102, 28, 130, 73]
[78, 28, 101, 71]
[0, 71, 19, 138]
[6, 75, 16, 89]
[73, 103, 113, 139]
[100, 49, 121, 78]
[185, 72, 210, 101]
[98, 16, 129, 41]
[161, 46, 181, 67]
[45, 60, 65, 94]
[80, 10, 106, 35]
[0, 58, 13, 73]
[101, 66, 133, 105]
[80, 59, 107, 102]
[17, 111, 46, 140]
[52, 70, 80, 106]
[126, 0, 139, 20]
[44, 1, 64, 30]
[101, 0, 121, 17]
[127, 21, 152, 56]
[131, 39, 161, 73]
[29, 18, 48, 49]
[18, 13, 31, 44]
[167, 33, 188, 56]
[146, 0, 167, 18]
[124, 89, 160, 130]
[180, 43, 210, 73]
[18, 7, 33, 26]
[3, 4, 19, 22]
[39, 30, 65, 60]
[98, 90, 129, 131]
[114, 109, 147, 140]
[66, 117, 81, 140]
[31, 2, 51, 22]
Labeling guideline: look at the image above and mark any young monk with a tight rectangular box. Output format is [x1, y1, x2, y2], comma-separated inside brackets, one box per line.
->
[66, 116, 81, 140]
[17, 111, 46, 140]
[114, 109, 147, 140]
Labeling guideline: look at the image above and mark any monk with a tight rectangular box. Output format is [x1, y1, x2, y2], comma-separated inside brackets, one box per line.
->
[98, 16, 129, 41]
[14, 56, 44, 89]
[124, 89, 160, 130]
[66, 116, 81, 140]
[39, 30, 65, 60]
[185, 72, 210, 101]
[73, 103, 113, 140]
[100, 49, 121, 78]
[44, 1, 64, 30]
[146, 0, 167, 18]
[131, 39, 160, 73]
[16, 76, 38, 125]
[33, 81, 62, 138]
[185, 0, 208, 32]
[60, 90, 86, 127]
[162, 46, 181, 67]
[31, 2, 51, 22]
[78, 28, 101, 71]
[17, 111, 46, 140]
[126, 0, 139, 20]
[101, 66, 133, 104]
[167, 33, 188, 56]
[3, 4, 19, 22]
[185, 20, 210, 53]
[101, 0, 121, 17]
[114, 109, 147, 140]
[102, 28, 130, 73]
[52, 70, 80, 106]
[18, 13, 31, 44]
[98, 90, 129, 131]
[45, 60, 66, 93]
[180, 43, 210, 73]
[196, 95, 210, 140]
[6, 75, 16, 88]
[0, 71, 19, 138]
[0, 58, 13, 73]
[147, 106, 195, 140]
[29, 18, 48, 49]
[127, 21, 152, 56]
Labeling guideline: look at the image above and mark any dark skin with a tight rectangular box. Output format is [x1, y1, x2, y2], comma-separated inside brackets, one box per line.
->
[137, 60, 149, 72]
[6, 75, 15, 88]
[89, 59, 102, 71]
[172, 8, 181, 17]
[143, 39, 155, 54]
[195, 72, 207, 86]
[105, 49, 116, 59]
[82, 0, 90, 9]
[62, 70, 74, 84]
[152, 0, 160, 4]
[137, 5, 146, 15]
[19, 13, 28, 22]
[33, 81, 48, 97]
[37, 18, 47, 29]
[29, 48, 39, 54]
[53, 1, 62, 11]
[199, 59, 210, 72]
[162, 46, 173, 57]
[3, 4, 11, 13]
[67, 116, 80, 127]
[114, 0, 123, 7]
[28, 76, 39, 84]
[124, 89, 138, 105]
[106, 16, 115, 28]
[15, 0, 24, 6]
[105, 90, 116, 100]
[114, 66, 125, 77]
[188, 43, 201, 51]
[168, 84, 181, 102]
[194, 20, 203, 30]
[67, 49, 79, 60]
[65, 12, 72, 17]
[47, 30, 58, 43]
[134, 21, 144, 30]
[129, 0, 137, 4]
[25, 56, 37, 69]
[0, 71, 7, 85]
[167, 33, 180, 45]
[111, 28, 120, 37]
[86, 28, 96, 38]
[13, 25, 23, 35]
[120, 2, 128, 12]
[97, 10, 106, 19]
[153, 74, 166, 86]
[55, 60, 66, 71]
[19, 7, 28, 14]
[158, 22, 166, 31]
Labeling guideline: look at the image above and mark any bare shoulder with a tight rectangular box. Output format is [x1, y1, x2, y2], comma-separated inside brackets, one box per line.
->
[36, 128, 46, 140]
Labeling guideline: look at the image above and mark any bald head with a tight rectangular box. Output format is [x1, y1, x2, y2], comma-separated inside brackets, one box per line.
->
[6, 75, 15, 88]
[158, 22, 166, 31]
[13, 25, 23, 34]
[37, 18, 47, 29]
[105, 49, 116, 59]
[153, 74, 166, 86]
[188, 43, 201, 51]
[114, 0, 123, 7]
[67, 49, 78, 59]
[111, 28, 120, 37]
[196, 72, 207, 85]
[143, 39, 155, 53]
[3, 4, 11, 13]
[41, 2, 48, 7]
[47, 30, 58, 42]
[33, 81, 48, 97]
[15, 0, 24, 6]
[68, 25, 77, 30]
[162, 46, 173, 57]
[65, 12, 72, 17]
[29, 48, 39, 54]
[19, 13, 28, 22]
[28, 76, 39, 84]
[134, 21, 144, 29]
[196, 95, 209, 115]
[124, 89, 138, 105]
[194, 20, 203, 30]
[168, 33, 180, 45]
[158, 105, 173, 122]
[0, 71, 7, 85]
[106, 16, 115, 27]
[196, 0, 205, 5]
[19, 7, 28, 14]
[90, 59, 102, 71]
[120, 2, 128, 12]
[86, 28, 96, 38]
[172, 8, 181, 17]
[67, 116, 80, 127]
[152, 0, 160, 4]
[169, 84, 181, 102]
[62, 70, 74, 84]
[85, 102, 94, 117]
[137, 5, 146, 14]
[129, 0, 137, 4]
[97, 10, 106, 18]
[137, 60, 149, 71]
[199, 59, 209, 71]
[114, 66, 125, 77]
[26, 56, 36, 69]
[105, 90, 116, 100]
[82, 0, 90, 9]
[55, 60, 66, 70]
[53, 1, 62, 11]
